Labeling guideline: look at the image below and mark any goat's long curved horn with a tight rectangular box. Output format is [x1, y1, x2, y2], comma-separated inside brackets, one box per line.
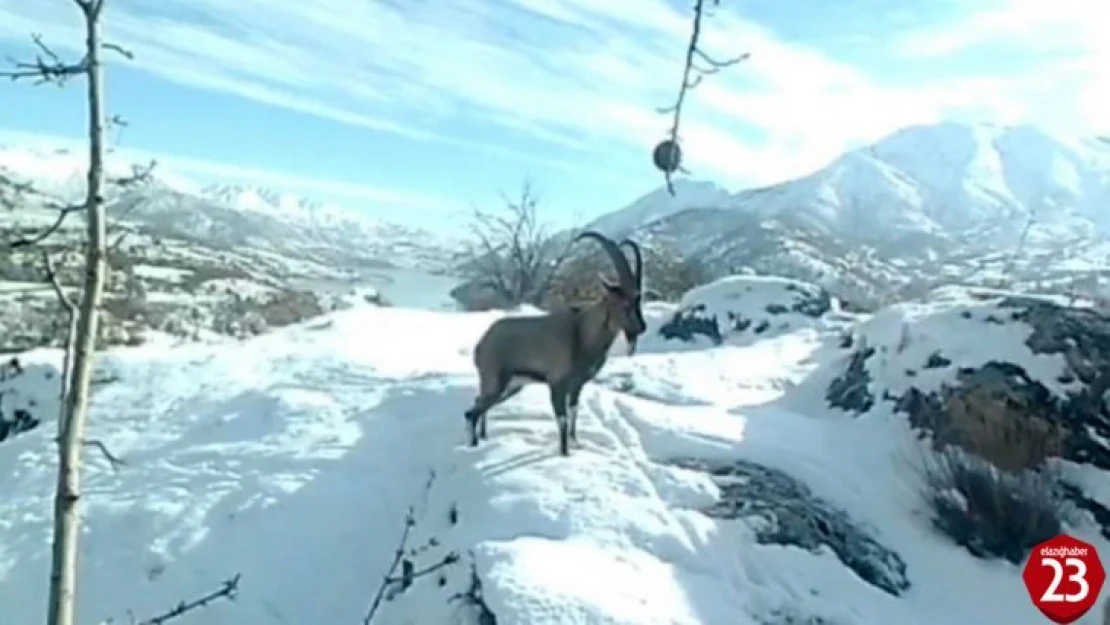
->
[574, 230, 636, 291]
[619, 239, 643, 292]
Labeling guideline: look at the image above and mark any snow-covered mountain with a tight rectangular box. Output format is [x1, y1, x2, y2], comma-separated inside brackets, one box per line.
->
[0, 145, 460, 349]
[588, 180, 733, 236]
[589, 122, 1110, 307]
[0, 145, 454, 270]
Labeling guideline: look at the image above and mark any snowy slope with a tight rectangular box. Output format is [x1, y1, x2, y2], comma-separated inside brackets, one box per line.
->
[588, 180, 733, 237]
[2, 278, 1101, 624]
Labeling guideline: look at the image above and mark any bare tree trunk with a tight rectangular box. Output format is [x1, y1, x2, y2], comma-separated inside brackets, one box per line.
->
[47, 2, 108, 624]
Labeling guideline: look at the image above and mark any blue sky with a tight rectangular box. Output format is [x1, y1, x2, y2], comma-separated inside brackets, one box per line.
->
[0, 0, 1104, 233]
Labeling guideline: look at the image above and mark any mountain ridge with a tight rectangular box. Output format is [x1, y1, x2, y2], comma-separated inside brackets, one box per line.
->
[0, 144, 459, 349]
[584, 121, 1110, 307]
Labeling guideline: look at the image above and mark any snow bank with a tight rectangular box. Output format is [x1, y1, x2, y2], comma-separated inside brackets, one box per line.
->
[644, 275, 842, 352]
[0, 297, 1089, 624]
[812, 286, 1110, 559]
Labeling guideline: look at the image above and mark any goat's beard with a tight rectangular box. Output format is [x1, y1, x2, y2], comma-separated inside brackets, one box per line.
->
[624, 333, 638, 356]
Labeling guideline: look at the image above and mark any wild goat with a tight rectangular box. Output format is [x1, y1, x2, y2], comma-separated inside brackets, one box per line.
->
[463, 230, 646, 457]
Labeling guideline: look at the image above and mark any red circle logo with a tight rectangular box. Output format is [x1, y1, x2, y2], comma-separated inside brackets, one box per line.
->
[1022, 534, 1106, 624]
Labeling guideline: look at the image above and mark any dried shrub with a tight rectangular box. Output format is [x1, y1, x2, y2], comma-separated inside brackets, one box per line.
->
[544, 240, 712, 308]
[919, 445, 1068, 564]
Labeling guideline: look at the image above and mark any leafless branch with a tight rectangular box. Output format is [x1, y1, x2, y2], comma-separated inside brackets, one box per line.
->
[42, 250, 77, 314]
[83, 438, 125, 471]
[387, 552, 460, 585]
[0, 29, 148, 251]
[462, 181, 577, 308]
[133, 574, 241, 625]
[655, 0, 749, 195]
[109, 159, 156, 188]
[5, 205, 85, 250]
[0, 26, 131, 85]
[363, 472, 458, 624]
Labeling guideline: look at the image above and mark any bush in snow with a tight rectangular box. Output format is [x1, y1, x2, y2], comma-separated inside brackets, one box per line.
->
[543, 238, 713, 308]
[657, 275, 833, 347]
[919, 445, 1067, 564]
[454, 181, 570, 310]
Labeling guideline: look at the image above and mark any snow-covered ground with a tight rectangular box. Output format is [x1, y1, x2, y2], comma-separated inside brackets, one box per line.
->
[0, 279, 1104, 624]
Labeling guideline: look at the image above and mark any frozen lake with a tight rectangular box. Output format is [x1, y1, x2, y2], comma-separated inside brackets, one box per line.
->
[293, 266, 463, 311]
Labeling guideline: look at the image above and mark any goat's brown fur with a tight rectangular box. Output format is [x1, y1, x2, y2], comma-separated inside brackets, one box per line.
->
[464, 231, 646, 456]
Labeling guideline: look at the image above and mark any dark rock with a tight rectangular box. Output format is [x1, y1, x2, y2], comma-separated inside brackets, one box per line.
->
[658, 303, 723, 344]
[0, 408, 40, 444]
[673, 458, 910, 597]
[826, 346, 875, 412]
[923, 351, 950, 368]
[656, 277, 832, 345]
[729, 311, 753, 333]
[838, 332, 853, 349]
[0, 358, 44, 446]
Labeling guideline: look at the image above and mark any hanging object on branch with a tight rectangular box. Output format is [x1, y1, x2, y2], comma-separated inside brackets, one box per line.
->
[653, 0, 750, 196]
[652, 139, 682, 175]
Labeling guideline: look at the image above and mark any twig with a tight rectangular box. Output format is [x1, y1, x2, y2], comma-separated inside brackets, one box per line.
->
[42, 251, 78, 313]
[363, 472, 456, 624]
[6, 204, 86, 250]
[109, 159, 157, 188]
[0, 20, 131, 85]
[385, 552, 460, 585]
[83, 438, 125, 471]
[654, 0, 749, 194]
[363, 510, 414, 624]
[134, 574, 241, 625]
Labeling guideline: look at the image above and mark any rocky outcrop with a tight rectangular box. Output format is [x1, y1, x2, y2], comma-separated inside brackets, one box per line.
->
[825, 291, 1110, 539]
[673, 458, 910, 597]
[658, 276, 835, 346]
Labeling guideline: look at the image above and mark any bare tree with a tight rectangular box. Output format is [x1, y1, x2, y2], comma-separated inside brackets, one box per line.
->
[545, 239, 713, 307]
[0, 1, 128, 623]
[460, 181, 575, 309]
[652, 0, 749, 194]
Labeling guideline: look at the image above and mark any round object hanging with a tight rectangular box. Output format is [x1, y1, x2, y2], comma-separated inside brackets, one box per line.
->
[652, 139, 682, 174]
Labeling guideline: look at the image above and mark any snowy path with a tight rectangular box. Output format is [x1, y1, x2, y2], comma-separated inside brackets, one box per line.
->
[0, 305, 1071, 624]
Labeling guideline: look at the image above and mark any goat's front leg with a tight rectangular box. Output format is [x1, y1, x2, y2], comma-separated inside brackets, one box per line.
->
[548, 379, 571, 457]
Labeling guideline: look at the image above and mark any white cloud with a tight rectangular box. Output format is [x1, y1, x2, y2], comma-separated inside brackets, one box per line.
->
[890, 0, 1108, 134]
[0, 0, 1105, 194]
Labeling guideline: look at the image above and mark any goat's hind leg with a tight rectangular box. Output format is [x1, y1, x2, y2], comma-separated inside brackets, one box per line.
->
[548, 379, 572, 457]
[480, 380, 524, 440]
[466, 371, 526, 446]
[567, 380, 585, 447]
[465, 371, 508, 447]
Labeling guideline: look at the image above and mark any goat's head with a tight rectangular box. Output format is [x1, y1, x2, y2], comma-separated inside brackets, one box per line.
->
[573, 231, 647, 354]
